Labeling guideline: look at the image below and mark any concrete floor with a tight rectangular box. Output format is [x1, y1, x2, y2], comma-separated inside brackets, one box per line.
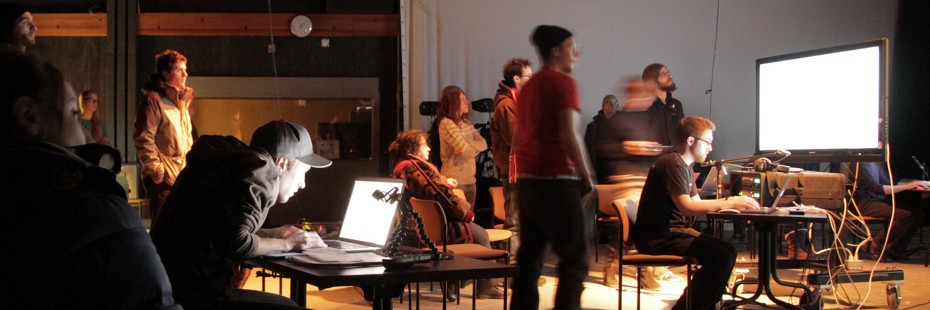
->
[242, 234, 930, 309]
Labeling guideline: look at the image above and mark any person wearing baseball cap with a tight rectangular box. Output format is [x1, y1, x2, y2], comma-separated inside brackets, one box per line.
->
[1, 2, 36, 52]
[150, 119, 329, 309]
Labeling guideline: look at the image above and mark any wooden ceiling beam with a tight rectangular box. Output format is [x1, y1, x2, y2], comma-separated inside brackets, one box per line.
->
[33, 13, 398, 37]
[33, 13, 107, 37]
[138, 13, 398, 37]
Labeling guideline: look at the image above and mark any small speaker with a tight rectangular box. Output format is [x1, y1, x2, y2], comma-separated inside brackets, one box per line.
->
[419, 101, 437, 116]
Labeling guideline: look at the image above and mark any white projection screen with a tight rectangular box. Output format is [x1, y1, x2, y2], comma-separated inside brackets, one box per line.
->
[756, 39, 887, 162]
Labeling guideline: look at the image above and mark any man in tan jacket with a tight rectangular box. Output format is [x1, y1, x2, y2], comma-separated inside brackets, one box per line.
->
[134, 49, 194, 220]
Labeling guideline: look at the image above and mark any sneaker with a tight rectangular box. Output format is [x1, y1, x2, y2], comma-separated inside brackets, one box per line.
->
[658, 270, 683, 282]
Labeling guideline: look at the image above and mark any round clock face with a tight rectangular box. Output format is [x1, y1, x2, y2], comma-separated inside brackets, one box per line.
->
[290, 15, 313, 38]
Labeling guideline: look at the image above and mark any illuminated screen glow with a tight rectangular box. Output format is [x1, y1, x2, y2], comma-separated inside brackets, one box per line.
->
[757, 44, 883, 154]
[338, 179, 402, 246]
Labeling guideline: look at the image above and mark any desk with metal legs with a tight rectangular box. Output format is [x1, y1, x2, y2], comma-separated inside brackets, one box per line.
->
[247, 255, 515, 310]
[708, 211, 827, 310]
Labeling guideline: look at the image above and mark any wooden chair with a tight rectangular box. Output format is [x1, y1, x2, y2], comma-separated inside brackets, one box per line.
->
[486, 186, 513, 248]
[612, 198, 693, 310]
[408, 197, 510, 309]
[594, 181, 645, 262]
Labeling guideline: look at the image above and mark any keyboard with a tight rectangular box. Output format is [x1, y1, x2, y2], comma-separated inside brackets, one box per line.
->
[324, 240, 378, 252]
[739, 207, 777, 214]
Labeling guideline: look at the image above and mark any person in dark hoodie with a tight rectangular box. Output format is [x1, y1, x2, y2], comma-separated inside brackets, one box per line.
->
[0, 44, 180, 309]
[133, 49, 195, 220]
[583, 94, 619, 184]
[150, 120, 332, 309]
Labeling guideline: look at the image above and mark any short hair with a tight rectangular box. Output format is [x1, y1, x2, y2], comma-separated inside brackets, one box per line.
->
[154, 49, 187, 79]
[642, 63, 666, 83]
[388, 129, 427, 165]
[0, 44, 64, 137]
[436, 85, 466, 123]
[602, 94, 618, 107]
[531, 25, 572, 62]
[502, 58, 531, 88]
[676, 116, 716, 144]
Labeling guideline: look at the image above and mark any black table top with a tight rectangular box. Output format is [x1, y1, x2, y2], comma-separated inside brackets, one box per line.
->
[247, 255, 516, 290]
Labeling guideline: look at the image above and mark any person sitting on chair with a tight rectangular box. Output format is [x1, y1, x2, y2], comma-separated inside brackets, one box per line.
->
[388, 129, 504, 300]
[853, 161, 930, 261]
[632, 116, 759, 310]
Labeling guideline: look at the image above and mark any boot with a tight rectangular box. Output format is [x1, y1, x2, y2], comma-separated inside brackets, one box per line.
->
[603, 259, 619, 287]
[785, 230, 809, 260]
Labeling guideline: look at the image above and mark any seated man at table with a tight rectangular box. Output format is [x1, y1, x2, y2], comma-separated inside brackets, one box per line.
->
[150, 120, 332, 309]
[853, 161, 930, 261]
[632, 116, 759, 310]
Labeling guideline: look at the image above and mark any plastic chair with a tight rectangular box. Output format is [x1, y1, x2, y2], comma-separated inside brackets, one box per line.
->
[408, 197, 510, 309]
[613, 198, 693, 310]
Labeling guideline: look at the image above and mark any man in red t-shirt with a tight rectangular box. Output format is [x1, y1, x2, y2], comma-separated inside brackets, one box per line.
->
[511, 24, 595, 310]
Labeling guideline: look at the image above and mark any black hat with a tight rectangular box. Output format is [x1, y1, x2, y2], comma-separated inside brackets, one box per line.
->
[531, 25, 573, 52]
[0, 2, 27, 40]
[251, 120, 332, 168]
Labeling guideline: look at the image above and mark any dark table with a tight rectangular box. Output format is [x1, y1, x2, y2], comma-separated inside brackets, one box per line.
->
[246, 255, 516, 310]
[707, 210, 828, 309]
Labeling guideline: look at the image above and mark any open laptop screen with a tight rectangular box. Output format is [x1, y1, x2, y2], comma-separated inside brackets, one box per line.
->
[337, 178, 404, 246]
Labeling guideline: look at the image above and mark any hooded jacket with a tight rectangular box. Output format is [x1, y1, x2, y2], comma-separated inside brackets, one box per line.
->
[0, 138, 180, 309]
[133, 76, 195, 186]
[150, 135, 279, 308]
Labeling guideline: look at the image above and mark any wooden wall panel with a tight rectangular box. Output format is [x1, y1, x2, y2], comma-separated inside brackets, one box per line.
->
[34, 13, 107, 37]
[138, 13, 398, 37]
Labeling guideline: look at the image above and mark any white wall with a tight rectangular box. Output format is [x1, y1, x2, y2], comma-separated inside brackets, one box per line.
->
[405, 0, 897, 160]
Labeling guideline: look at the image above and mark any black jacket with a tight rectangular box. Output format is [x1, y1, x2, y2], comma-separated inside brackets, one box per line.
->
[0, 138, 180, 309]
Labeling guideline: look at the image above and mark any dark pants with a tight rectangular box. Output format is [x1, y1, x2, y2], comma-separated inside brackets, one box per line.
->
[637, 229, 736, 310]
[501, 177, 521, 263]
[511, 179, 590, 310]
[143, 176, 171, 220]
[859, 199, 925, 254]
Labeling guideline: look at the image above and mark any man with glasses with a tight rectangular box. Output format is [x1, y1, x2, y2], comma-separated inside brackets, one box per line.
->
[491, 57, 532, 267]
[632, 116, 759, 310]
[642, 63, 685, 147]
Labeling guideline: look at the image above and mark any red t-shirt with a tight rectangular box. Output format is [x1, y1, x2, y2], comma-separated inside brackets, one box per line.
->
[514, 67, 581, 177]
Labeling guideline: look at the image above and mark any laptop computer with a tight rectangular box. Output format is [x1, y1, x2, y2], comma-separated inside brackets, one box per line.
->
[697, 166, 721, 197]
[739, 173, 795, 214]
[322, 177, 404, 253]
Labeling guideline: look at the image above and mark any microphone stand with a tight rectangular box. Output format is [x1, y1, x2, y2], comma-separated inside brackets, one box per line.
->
[700, 151, 789, 199]
[376, 190, 444, 260]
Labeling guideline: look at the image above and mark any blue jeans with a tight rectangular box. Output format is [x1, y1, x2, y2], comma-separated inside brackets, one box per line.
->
[511, 179, 589, 310]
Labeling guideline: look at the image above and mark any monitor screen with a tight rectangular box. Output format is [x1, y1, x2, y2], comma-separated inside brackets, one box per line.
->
[756, 39, 887, 162]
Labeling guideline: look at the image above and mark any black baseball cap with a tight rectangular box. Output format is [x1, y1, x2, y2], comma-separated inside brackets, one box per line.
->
[251, 120, 332, 168]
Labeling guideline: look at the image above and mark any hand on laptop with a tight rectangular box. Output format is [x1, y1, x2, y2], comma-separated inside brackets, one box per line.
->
[728, 195, 760, 210]
[304, 231, 327, 249]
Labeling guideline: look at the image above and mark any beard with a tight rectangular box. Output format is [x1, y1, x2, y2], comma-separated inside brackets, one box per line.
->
[660, 81, 677, 92]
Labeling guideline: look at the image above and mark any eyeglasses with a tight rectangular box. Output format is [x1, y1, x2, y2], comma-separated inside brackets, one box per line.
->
[659, 71, 672, 77]
[693, 136, 713, 146]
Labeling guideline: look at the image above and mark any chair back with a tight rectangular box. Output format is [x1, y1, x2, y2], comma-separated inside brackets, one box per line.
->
[612, 198, 640, 247]
[489, 186, 505, 222]
[595, 181, 644, 216]
[408, 197, 449, 251]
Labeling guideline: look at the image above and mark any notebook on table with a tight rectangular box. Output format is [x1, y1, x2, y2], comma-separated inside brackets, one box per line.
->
[321, 177, 404, 253]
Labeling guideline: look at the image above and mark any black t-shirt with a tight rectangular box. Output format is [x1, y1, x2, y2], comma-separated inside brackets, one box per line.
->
[632, 152, 698, 242]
